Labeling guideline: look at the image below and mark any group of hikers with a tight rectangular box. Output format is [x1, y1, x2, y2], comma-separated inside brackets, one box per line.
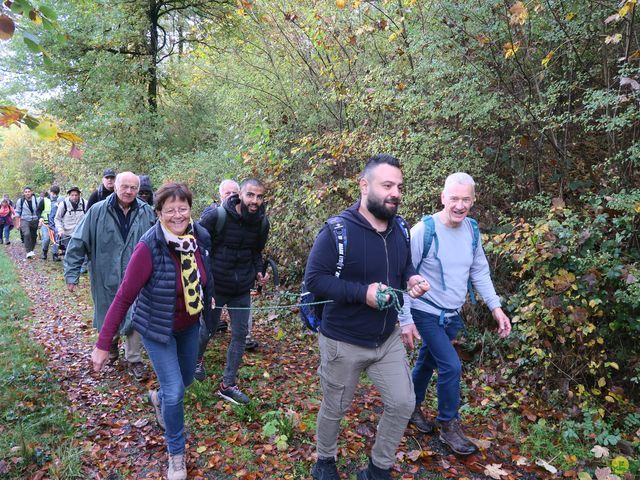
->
[6, 154, 511, 480]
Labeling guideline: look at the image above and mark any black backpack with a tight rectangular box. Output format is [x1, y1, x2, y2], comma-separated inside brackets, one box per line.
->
[300, 215, 410, 332]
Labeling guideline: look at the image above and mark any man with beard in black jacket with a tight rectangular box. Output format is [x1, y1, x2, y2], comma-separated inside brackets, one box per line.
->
[194, 178, 269, 404]
[305, 154, 430, 480]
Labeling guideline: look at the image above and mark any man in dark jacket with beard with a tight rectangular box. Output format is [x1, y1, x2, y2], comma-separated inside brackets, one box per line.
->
[194, 178, 270, 404]
[305, 154, 430, 480]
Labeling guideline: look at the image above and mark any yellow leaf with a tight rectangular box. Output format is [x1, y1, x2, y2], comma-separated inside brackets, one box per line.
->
[336, 0, 346, 8]
[509, 2, 528, 26]
[605, 33, 623, 45]
[597, 377, 606, 388]
[606, 361, 619, 370]
[388, 30, 401, 42]
[236, 8, 245, 16]
[541, 50, 554, 67]
[619, 1, 636, 17]
[503, 41, 520, 59]
[57, 131, 84, 144]
[611, 456, 630, 475]
[634, 202, 640, 213]
[30, 11, 43, 25]
[565, 12, 575, 21]
[196, 445, 207, 454]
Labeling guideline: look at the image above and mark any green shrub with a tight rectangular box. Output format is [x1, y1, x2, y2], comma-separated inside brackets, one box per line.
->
[487, 191, 640, 409]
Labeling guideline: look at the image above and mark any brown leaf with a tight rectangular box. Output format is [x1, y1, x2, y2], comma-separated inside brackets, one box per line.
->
[0, 14, 15, 41]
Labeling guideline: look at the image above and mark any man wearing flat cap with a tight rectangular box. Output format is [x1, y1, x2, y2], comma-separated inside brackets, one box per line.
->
[54, 186, 87, 255]
[86, 168, 116, 211]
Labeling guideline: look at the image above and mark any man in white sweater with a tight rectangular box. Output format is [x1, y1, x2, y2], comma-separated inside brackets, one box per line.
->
[399, 172, 511, 455]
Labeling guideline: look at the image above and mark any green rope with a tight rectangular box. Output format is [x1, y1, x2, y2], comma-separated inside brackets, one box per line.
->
[375, 284, 402, 312]
[214, 299, 332, 311]
[217, 284, 408, 313]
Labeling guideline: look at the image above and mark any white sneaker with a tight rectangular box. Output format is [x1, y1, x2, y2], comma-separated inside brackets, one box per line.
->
[26, 251, 35, 259]
[167, 452, 187, 480]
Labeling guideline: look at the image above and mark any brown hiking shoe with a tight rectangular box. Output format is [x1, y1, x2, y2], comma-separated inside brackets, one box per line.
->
[128, 361, 149, 382]
[409, 406, 434, 434]
[437, 418, 478, 455]
[108, 341, 119, 363]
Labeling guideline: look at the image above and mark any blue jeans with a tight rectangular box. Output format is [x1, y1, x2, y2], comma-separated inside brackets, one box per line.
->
[411, 309, 463, 422]
[40, 225, 58, 255]
[142, 323, 199, 454]
[197, 292, 251, 386]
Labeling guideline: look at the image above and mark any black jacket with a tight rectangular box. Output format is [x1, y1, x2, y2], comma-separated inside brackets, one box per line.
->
[86, 184, 114, 211]
[198, 195, 269, 297]
[304, 201, 416, 348]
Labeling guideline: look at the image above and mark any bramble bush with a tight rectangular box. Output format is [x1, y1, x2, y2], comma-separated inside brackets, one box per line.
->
[486, 191, 640, 409]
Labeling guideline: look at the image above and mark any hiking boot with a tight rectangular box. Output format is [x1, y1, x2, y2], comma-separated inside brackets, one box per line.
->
[4, 241, 9, 245]
[356, 458, 392, 480]
[217, 382, 249, 404]
[409, 405, 434, 434]
[245, 337, 259, 350]
[26, 251, 35, 259]
[41, 251, 47, 260]
[108, 342, 119, 363]
[311, 457, 340, 480]
[437, 418, 478, 456]
[52, 253, 60, 262]
[194, 358, 206, 381]
[167, 452, 187, 480]
[148, 389, 165, 430]
[128, 361, 149, 382]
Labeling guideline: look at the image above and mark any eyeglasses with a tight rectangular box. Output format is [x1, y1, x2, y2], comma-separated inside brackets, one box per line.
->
[162, 207, 190, 216]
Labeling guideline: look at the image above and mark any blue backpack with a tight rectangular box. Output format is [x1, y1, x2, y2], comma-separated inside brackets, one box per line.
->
[300, 215, 410, 332]
[415, 215, 480, 323]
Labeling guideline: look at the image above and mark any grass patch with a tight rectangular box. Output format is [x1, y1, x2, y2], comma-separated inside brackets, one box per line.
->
[0, 249, 84, 479]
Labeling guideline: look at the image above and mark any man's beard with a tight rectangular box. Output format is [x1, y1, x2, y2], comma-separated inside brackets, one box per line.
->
[240, 201, 261, 223]
[367, 194, 399, 221]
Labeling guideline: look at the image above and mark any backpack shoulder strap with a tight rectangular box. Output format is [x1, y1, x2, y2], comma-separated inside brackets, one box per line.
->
[417, 215, 436, 270]
[465, 217, 481, 304]
[326, 216, 347, 278]
[214, 205, 226, 236]
[467, 217, 480, 253]
[418, 214, 447, 290]
[394, 216, 410, 245]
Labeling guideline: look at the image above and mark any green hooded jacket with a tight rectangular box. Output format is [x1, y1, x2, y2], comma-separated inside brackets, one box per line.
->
[63, 194, 156, 332]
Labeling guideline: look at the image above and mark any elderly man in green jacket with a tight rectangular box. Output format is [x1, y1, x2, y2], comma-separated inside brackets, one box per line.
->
[64, 172, 156, 381]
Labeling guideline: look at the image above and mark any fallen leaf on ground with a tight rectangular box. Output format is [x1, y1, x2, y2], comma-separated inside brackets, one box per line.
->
[484, 463, 509, 479]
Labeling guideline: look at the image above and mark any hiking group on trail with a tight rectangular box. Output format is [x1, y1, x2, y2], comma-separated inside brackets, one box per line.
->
[4, 155, 511, 480]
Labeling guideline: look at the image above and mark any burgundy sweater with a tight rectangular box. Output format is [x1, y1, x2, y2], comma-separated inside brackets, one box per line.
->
[96, 242, 207, 350]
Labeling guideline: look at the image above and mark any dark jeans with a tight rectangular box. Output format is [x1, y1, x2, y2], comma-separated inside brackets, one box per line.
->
[142, 323, 199, 455]
[20, 219, 39, 252]
[1, 222, 10, 242]
[197, 291, 251, 386]
[411, 309, 463, 422]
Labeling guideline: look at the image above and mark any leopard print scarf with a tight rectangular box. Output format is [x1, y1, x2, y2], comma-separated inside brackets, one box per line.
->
[160, 221, 204, 316]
